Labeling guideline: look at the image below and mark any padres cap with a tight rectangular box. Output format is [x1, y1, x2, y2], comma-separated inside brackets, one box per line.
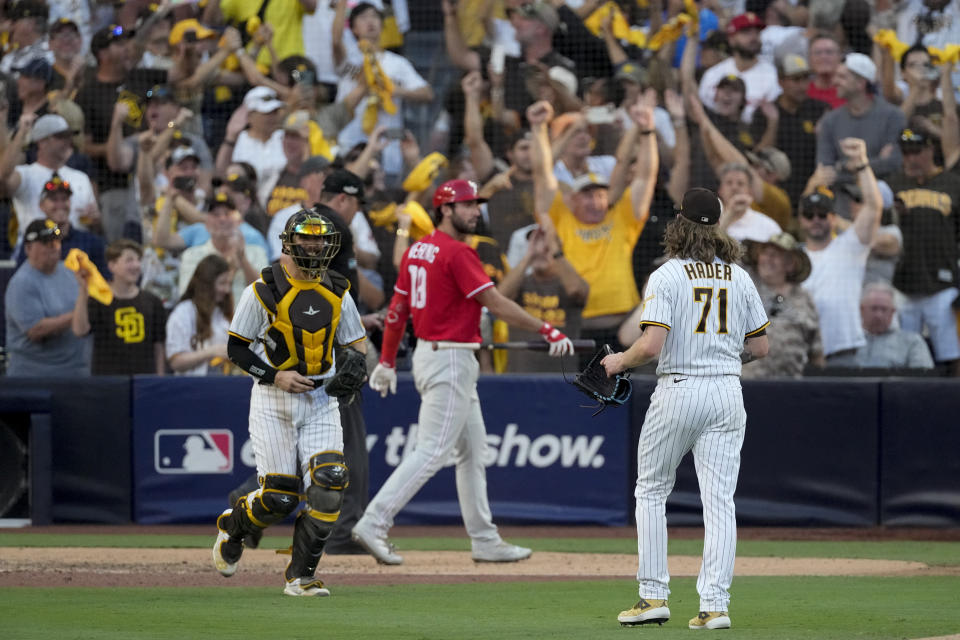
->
[24, 218, 62, 243]
[206, 192, 236, 211]
[717, 74, 746, 93]
[680, 188, 722, 225]
[899, 128, 933, 153]
[799, 187, 836, 217]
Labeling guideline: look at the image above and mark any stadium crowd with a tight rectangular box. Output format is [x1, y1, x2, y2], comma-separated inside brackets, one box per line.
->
[2, 0, 959, 378]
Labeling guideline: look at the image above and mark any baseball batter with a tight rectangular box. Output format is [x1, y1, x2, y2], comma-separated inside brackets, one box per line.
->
[602, 188, 769, 630]
[352, 179, 574, 564]
[212, 207, 367, 597]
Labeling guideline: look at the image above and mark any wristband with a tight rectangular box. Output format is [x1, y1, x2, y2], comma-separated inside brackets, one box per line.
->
[552, 250, 564, 259]
[223, 139, 236, 146]
[396, 228, 410, 238]
[639, 129, 655, 136]
[849, 163, 869, 173]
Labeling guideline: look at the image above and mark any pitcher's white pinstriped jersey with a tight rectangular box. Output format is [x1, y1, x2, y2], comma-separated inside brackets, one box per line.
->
[640, 257, 769, 376]
[230, 283, 367, 380]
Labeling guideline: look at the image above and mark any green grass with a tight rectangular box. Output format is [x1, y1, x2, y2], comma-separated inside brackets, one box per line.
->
[3, 577, 960, 639]
[3, 533, 960, 566]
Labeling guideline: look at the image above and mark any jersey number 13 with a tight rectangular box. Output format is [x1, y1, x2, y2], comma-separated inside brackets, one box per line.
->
[408, 265, 428, 309]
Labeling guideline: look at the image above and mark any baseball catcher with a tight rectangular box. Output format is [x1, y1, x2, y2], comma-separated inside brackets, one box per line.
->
[569, 344, 632, 415]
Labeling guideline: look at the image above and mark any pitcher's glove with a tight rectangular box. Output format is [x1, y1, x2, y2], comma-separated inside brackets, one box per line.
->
[325, 347, 368, 404]
[570, 344, 632, 415]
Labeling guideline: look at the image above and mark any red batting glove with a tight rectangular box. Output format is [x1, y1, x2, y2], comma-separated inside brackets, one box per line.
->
[538, 322, 574, 357]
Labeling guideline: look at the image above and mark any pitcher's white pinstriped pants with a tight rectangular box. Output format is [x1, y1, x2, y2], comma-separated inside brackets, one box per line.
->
[362, 341, 500, 544]
[634, 375, 746, 612]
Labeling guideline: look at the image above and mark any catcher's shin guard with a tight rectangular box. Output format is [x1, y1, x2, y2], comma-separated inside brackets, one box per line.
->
[284, 452, 348, 580]
[223, 473, 301, 539]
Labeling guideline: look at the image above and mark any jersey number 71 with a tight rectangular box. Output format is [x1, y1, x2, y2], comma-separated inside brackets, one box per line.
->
[693, 287, 728, 334]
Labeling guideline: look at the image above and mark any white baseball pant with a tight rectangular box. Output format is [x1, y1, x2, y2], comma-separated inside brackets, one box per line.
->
[634, 375, 746, 612]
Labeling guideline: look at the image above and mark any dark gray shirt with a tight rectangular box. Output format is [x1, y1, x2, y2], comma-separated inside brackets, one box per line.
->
[816, 97, 907, 178]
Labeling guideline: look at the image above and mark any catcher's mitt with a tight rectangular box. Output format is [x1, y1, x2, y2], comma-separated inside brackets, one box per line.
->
[569, 344, 632, 415]
[325, 347, 368, 404]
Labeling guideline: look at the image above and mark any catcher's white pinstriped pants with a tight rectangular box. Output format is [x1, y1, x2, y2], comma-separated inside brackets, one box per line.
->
[248, 382, 343, 484]
[634, 375, 746, 612]
[361, 341, 500, 544]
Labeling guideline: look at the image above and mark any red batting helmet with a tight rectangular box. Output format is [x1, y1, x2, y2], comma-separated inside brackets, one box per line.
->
[432, 179, 486, 210]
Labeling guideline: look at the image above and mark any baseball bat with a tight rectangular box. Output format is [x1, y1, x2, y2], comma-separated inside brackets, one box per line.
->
[479, 339, 597, 351]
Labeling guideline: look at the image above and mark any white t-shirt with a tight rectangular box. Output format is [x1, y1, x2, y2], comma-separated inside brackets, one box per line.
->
[306, 0, 411, 85]
[698, 56, 782, 124]
[165, 300, 231, 376]
[231, 130, 287, 209]
[13, 163, 98, 241]
[336, 50, 428, 176]
[350, 211, 381, 258]
[553, 156, 617, 187]
[802, 227, 872, 356]
[726, 208, 782, 243]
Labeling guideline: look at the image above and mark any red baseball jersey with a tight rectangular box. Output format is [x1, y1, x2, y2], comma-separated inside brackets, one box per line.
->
[394, 230, 494, 342]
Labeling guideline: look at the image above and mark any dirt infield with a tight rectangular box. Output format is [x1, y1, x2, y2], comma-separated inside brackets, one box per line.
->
[1, 547, 953, 588]
[2, 525, 958, 588]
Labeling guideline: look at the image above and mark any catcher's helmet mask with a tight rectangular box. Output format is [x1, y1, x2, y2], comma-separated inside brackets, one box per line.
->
[279, 208, 341, 280]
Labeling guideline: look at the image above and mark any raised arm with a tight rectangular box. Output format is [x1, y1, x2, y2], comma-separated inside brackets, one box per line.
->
[941, 62, 959, 170]
[106, 101, 135, 173]
[689, 94, 765, 202]
[527, 100, 559, 220]
[841, 137, 882, 245]
[332, 0, 349, 68]
[0, 112, 32, 195]
[215, 105, 249, 175]
[599, 10, 629, 67]
[71, 269, 92, 337]
[443, 0, 482, 71]
[461, 71, 496, 181]
[628, 97, 659, 224]
[664, 88, 691, 206]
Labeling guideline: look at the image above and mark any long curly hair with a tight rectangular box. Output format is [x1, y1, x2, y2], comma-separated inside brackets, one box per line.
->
[663, 215, 743, 264]
[182, 254, 233, 348]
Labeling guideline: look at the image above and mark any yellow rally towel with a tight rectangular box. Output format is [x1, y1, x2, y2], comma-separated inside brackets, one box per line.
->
[361, 41, 397, 134]
[647, 13, 692, 51]
[873, 29, 911, 62]
[584, 2, 647, 49]
[368, 201, 435, 240]
[402, 152, 448, 193]
[307, 120, 334, 161]
[381, 14, 403, 50]
[64, 248, 113, 305]
[929, 44, 960, 66]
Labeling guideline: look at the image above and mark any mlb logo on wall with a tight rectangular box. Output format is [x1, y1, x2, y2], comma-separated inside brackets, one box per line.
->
[155, 430, 234, 474]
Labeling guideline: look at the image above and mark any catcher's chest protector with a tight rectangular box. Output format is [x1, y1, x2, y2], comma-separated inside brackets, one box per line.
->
[253, 263, 349, 376]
